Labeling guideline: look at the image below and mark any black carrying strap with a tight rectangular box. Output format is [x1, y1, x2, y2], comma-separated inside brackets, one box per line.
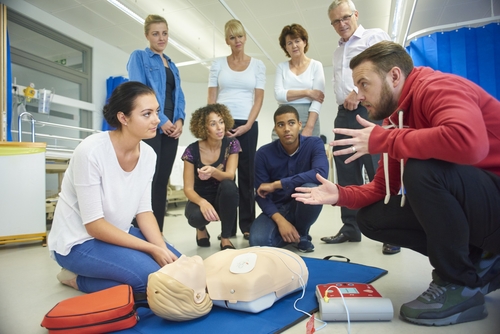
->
[133, 292, 149, 311]
[133, 292, 147, 301]
[323, 255, 351, 263]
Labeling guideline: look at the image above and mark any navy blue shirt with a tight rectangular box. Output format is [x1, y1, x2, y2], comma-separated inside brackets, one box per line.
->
[255, 135, 329, 217]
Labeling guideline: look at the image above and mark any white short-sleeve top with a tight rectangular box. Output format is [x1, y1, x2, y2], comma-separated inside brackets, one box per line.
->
[208, 57, 266, 120]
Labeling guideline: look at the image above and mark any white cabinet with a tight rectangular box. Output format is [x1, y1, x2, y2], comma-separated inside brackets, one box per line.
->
[0, 142, 47, 245]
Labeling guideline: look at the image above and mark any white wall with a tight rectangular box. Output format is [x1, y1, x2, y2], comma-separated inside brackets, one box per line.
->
[179, 69, 337, 151]
[4, 0, 338, 153]
[91, 38, 131, 126]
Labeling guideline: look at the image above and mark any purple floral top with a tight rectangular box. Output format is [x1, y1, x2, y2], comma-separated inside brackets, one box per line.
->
[182, 137, 241, 197]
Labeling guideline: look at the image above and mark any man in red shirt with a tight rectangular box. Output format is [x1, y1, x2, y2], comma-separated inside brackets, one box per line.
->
[293, 41, 500, 326]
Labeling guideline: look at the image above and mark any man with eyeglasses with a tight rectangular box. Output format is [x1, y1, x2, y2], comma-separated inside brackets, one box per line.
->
[322, 0, 400, 255]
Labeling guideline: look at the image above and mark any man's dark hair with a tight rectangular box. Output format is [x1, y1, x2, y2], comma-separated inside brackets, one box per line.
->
[350, 41, 414, 79]
[273, 105, 300, 123]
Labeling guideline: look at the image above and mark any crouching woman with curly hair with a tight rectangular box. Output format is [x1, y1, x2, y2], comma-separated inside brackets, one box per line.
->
[181, 104, 241, 250]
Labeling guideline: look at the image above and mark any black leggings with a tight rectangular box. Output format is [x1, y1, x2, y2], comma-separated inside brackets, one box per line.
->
[358, 159, 500, 287]
[142, 131, 178, 232]
[185, 179, 239, 238]
[233, 120, 258, 234]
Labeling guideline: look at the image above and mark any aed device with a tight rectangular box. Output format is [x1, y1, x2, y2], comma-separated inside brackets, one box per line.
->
[316, 282, 393, 321]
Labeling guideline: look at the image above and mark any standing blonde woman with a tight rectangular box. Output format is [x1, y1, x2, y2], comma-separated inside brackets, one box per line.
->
[273, 23, 325, 140]
[127, 14, 186, 232]
[208, 19, 266, 240]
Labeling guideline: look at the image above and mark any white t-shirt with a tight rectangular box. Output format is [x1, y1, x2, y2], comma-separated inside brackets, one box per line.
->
[48, 131, 156, 257]
[208, 57, 266, 120]
[332, 25, 390, 104]
[274, 59, 325, 114]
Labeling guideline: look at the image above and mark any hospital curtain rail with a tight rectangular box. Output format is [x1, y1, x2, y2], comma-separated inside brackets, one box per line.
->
[406, 23, 500, 100]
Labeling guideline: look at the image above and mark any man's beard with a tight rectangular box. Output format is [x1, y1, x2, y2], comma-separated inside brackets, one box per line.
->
[367, 81, 398, 121]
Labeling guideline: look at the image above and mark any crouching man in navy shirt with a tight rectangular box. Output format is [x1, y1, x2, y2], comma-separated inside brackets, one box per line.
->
[249, 105, 328, 252]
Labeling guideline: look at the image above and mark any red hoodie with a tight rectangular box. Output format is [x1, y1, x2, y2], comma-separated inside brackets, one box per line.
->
[337, 66, 500, 209]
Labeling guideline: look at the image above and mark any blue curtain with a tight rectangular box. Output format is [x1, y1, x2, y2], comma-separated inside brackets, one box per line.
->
[406, 23, 500, 99]
[101, 76, 129, 131]
[6, 30, 13, 141]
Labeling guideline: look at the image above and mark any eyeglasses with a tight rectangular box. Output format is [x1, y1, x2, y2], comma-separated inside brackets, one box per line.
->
[331, 13, 354, 26]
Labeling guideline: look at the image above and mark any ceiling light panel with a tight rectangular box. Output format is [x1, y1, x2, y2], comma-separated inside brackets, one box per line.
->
[118, 0, 229, 60]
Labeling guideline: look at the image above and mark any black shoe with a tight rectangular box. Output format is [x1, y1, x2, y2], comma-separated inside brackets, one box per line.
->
[382, 243, 401, 255]
[220, 242, 235, 250]
[196, 230, 210, 247]
[217, 233, 236, 240]
[475, 253, 500, 295]
[321, 232, 361, 244]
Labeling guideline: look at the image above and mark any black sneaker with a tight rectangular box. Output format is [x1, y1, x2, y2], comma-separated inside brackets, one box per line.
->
[400, 271, 487, 326]
[475, 253, 500, 295]
[296, 238, 314, 253]
[382, 243, 401, 255]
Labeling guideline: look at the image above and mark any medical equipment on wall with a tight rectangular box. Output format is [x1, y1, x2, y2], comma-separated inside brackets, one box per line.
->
[18, 81, 53, 114]
[23, 83, 35, 102]
[38, 88, 53, 114]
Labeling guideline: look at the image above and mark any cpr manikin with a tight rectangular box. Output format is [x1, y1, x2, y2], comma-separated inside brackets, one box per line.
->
[147, 255, 212, 321]
[204, 247, 309, 313]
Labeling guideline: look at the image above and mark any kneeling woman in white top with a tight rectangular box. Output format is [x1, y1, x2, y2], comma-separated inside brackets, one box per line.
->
[273, 23, 325, 140]
[48, 81, 181, 294]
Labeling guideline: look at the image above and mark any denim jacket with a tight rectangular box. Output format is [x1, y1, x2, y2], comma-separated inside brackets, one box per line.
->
[127, 48, 186, 128]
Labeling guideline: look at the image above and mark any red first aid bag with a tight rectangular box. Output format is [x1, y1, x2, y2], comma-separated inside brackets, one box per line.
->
[41, 285, 138, 333]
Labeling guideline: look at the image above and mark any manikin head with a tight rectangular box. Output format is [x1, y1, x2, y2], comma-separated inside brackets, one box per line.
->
[147, 255, 212, 321]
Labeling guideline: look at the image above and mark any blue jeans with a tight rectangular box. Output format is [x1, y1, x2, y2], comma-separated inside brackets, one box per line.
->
[249, 183, 322, 247]
[54, 227, 181, 293]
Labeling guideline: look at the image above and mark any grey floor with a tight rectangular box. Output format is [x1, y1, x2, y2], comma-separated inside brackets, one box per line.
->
[1, 203, 499, 334]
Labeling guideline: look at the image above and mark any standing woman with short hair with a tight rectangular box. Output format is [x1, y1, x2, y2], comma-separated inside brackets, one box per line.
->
[273, 23, 325, 140]
[127, 14, 186, 232]
[208, 19, 266, 240]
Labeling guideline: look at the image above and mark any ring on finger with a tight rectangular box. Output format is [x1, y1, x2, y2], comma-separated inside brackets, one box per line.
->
[351, 146, 357, 153]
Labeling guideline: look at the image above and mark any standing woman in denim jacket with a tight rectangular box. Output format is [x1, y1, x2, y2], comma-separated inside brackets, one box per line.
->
[127, 14, 186, 232]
